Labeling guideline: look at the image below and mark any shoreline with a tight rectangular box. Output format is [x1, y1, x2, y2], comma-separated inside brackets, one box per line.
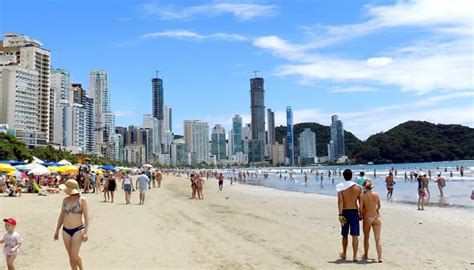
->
[1, 175, 471, 269]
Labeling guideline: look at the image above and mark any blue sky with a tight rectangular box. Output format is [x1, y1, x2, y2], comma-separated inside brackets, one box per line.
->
[2, 0, 473, 139]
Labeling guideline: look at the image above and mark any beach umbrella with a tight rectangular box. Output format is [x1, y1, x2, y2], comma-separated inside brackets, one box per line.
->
[143, 164, 153, 168]
[56, 165, 79, 174]
[42, 162, 65, 167]
[28, 166, 51, 175]
[32, 156, 44, 164]
[15, 163, 45, 172]
[58, 159, 72, 165]
[7, 171, 27, 179]
[99, 165, 116, 171]
[91, 168, 104, 174]
[0, 160, 26, 166]
[0, 163, 17, 173]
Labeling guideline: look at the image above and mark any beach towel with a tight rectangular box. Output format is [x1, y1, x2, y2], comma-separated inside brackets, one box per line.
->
[336, 181, 357, 193]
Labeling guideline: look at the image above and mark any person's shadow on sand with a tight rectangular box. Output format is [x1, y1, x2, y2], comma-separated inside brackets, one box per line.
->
[327, 258, 381, 265]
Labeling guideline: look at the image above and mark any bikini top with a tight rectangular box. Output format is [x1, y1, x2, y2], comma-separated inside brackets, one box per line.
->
[63, 200, 82, 215]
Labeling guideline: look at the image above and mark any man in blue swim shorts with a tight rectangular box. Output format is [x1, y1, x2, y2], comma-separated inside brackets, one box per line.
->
[336, 169, 362, 262]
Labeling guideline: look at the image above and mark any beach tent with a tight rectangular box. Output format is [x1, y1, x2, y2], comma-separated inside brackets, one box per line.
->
[58, 159, 72, 165]
[0, 160, 26, 166]
[0, 163, 17, 173]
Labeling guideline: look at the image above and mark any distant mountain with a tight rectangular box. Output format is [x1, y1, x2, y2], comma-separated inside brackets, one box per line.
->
[275, 122, 362, 157]
[353, 121, 474, 163]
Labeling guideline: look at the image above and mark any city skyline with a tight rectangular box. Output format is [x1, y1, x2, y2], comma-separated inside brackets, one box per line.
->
[2, 0, 473, 140]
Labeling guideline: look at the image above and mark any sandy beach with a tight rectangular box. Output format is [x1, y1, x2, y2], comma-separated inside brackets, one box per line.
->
[0, 175, 472, 269]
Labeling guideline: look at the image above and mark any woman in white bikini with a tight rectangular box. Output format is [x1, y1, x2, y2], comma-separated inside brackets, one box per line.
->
[360, 179, 383, 262]
[54, 179, 89, 270]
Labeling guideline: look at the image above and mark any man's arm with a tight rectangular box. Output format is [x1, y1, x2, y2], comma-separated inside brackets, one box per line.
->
[337, 192, 343, 215]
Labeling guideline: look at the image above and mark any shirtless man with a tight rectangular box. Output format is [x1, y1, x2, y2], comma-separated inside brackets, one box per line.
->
[436, 174, 446, 196]
[336, 169, 363, 262]
[156, 171, 162, 188]
[385, 172, 395, 199]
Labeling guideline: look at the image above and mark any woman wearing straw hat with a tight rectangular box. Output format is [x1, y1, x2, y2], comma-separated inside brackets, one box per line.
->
[54, 179, 89, 270]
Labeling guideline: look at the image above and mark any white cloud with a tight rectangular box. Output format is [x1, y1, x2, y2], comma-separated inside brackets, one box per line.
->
[254, 0, 474, 94]
[140, 30, 248, 41]
[143, 2, 277, 20]
[330, 87, 377, 93]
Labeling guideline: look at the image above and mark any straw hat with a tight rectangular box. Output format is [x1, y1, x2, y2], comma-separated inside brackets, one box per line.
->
[59, 179, 81, 195]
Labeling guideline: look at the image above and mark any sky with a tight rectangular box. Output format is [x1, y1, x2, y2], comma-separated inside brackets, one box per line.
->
[1, 0, 473, 140]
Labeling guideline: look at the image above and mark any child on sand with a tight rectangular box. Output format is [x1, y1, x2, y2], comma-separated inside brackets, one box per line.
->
[1, 218, 22, 270]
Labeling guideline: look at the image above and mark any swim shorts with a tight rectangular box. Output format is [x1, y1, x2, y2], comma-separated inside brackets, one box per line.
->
[341, 209, 360, 236]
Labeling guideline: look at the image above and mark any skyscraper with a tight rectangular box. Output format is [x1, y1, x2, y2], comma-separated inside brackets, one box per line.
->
[85, 96, 94, 153]
[267, 108, 275, 145]
[152, 76, 164, 120]
[164, 106, 172, 132]
[50, 68, 71, 146]
[184, 120, 209, 164]
[232, 115, 243, 154]
[142, 114, 161, 157]
[89, 70, 113, 154]
[1, 34, 51, 141]
[286, 106, 294, 165]
[330, 115, 345, 161]
[250, 77, 265, 141]
[299, 128, 317, 164]
[211, 124, 226, 161]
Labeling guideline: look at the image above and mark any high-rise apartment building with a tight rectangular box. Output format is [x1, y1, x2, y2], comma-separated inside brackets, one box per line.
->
[50, 68, 71, 146]
[85, 96, 94, 153]
[152, 76, 164, 120]
[330, 115, 345, 161]
[164, 106, 172, 132]
[89, 70, 113, 154]
[299, 128, 317, 164]
[286, 106, 294, 165]
[184, 120, 209, 164]
[0, 65, 39, 132]
[232, 115, 243, 154]
[211, 124, 226, 160]
[250, 77, 265, 141]
[267, 108, 275, 145]
[142, 114, 161, 157]
[1, 34, 51, 141]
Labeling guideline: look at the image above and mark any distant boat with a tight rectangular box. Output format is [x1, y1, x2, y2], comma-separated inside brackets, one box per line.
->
[368, 162, 374, 165]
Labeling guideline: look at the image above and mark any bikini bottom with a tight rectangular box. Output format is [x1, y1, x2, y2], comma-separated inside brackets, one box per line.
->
[63, 225, 85, 237]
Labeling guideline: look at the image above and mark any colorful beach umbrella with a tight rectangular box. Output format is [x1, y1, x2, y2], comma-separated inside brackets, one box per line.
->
[58, 159, 72, 165]
[28, 166, 51, 175]
[143, 164, 153, 168]
[0, 163, 17, 172]
[56, 165, 78, 174]
[7, 171, 27, 179]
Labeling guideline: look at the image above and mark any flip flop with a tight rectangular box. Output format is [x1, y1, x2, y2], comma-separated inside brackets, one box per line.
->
[339, 253, 346, 260]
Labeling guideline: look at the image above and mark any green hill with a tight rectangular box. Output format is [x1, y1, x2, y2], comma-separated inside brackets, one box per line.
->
[353, 121, 474, 163]
[275, 122, 362, 157]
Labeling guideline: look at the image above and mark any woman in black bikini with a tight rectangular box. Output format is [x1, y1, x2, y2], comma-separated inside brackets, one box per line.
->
[108, 172, 117, 203]
[54, 179, 89, 270]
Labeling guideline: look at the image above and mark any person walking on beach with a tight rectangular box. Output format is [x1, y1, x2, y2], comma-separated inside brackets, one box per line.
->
[122, 173, 134, 204]
[2, 218, 22, 270]
[196, 174, 205, 200]
[107, 172, 117, 203]
[385, 172, 395, 199]
[54, 179, 89, 270]
[218, 173, 224, 191]
[156, 170, 162, 188]
[417, 173, 426, 210]
[436, 174, 446, 196]
[136, 171, 150, 205]
[102, 172, 110, 202]
[360, 180, 383, 263]
[336, 169, 362, 262]
[190, 174, 197, 199]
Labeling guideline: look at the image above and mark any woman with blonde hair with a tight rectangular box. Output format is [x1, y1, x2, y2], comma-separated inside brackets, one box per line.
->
[54, 179, 89, 270]
[360, 179, 383, 262]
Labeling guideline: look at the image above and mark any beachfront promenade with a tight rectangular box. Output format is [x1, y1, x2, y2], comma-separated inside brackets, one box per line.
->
[1, 175, 471, 269]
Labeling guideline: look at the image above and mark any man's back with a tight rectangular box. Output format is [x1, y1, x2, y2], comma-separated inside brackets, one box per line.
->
[137, 175, 149, 188]
[341, 185, 362, 210]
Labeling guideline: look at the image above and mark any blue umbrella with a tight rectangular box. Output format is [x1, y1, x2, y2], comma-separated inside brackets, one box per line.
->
[0, 160, 26, 166]
[99, 165, 116, 171]
[42, 162, 65, 167]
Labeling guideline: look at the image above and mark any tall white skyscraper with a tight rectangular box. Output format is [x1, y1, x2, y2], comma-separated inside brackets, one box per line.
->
[164, 106, 172, 132]
[50, 68, 71, 146]
[143, 114, 161, 157]
[184, 120, 209, 164]
[89, 70, 114, 154]
[0, 34, 51, 141]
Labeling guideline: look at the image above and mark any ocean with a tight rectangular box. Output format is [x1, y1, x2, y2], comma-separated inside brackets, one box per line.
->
[223, 160, 474, 210]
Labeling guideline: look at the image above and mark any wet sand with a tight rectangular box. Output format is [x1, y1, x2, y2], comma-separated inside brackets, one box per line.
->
[0, 175, 471, 269]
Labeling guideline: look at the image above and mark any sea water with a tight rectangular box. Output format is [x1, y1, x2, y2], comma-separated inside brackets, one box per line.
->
[223, 160, 474, 210]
